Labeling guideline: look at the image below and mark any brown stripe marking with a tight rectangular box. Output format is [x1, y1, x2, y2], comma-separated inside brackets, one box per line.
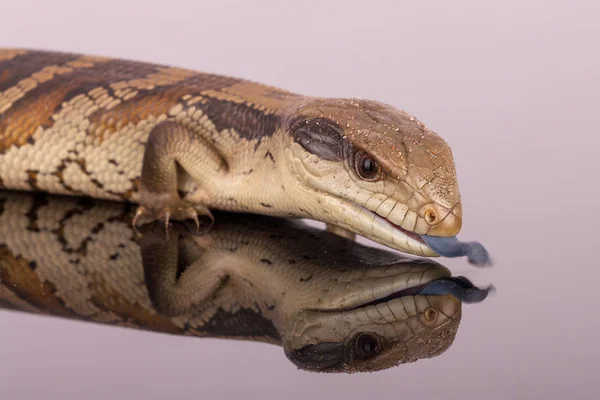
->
[202, 97, 282, 140]
[0, 63, 76, 114]
[205, 80, 297, 114]
[87, 71, 243, 138]
[87, 272, 181, 333]
[4, 54, 111, 103]
[2, 54, 164, 119]
[0, 54, 167, 150]
[89, 86, 189, 135]
[0, 54, 113, 149]
[0, 50, 81, 97]
[0, 84, 74, 152]
[0, 50, 29, 88]
[0, 49, 27, 63]
[0, 50, 286, 149]
[0, 69, 12, 87]
[110, 66, 197, 92]
[0, 247, 81, 318]
[50, 57, 172, 106]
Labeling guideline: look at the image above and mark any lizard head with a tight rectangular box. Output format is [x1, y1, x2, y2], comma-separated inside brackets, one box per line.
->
[283, 98, 462, 257]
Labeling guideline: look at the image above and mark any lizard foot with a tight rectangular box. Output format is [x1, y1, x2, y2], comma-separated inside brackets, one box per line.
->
[133, 201, 214, 233]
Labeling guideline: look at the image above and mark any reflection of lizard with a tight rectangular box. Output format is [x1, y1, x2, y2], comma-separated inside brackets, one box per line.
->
[0, 192, 489, 373]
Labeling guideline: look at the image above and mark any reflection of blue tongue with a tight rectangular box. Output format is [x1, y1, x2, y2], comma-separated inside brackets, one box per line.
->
[419, 235, 492, 266]
[418, 277, 493, 303]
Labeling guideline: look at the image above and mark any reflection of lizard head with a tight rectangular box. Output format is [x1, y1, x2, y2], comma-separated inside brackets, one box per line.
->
[140, 213, 491, 373]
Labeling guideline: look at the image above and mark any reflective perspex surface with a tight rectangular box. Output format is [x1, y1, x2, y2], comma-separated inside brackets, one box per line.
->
[0, 192, 490, 373]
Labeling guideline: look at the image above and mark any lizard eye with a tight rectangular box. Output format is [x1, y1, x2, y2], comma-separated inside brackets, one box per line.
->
[355, 151, 380, 181]
[354, 333, 381, 360]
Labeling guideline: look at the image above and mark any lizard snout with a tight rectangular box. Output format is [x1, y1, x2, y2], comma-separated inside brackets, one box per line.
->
[420, 202, 462, 237]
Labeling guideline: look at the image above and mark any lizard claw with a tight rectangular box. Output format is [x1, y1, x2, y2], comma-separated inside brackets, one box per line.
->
[133, 206, 149, 228]
[132, 201, 213, 235]
[164, 210, 171, 233]
[185, 207, 201, 232]
[133, 206, 150, 236]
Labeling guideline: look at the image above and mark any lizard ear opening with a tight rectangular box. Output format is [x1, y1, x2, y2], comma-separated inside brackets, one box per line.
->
[290, 117, 345, 162]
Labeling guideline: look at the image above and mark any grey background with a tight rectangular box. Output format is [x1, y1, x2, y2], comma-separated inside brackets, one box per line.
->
[1, 0, 598, 399]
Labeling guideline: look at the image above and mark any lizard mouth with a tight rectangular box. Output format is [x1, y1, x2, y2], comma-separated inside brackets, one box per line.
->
[314, 269, 491, 314]
[316, 190, 437, 256]
[356, 276, 492, 309]
[358, 203, 492, 266]
[357, 204, 435, 256]
[373, 210, 427, 244]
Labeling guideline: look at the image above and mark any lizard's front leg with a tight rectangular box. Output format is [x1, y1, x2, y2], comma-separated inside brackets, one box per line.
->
[134, 120, 227, 230]
[140, 222, 225, 316]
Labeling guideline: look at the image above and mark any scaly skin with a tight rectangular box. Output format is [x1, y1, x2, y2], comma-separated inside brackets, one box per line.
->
[0, 48, 462, 258]
[0, 191, 468, 373]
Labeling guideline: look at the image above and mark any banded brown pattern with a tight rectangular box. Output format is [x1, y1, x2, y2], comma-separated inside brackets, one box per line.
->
[0, 49, 293, 200]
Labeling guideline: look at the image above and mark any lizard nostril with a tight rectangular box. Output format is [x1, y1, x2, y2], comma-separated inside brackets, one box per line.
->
[423, 307, 438, 323]
[424, 208, 437, 225]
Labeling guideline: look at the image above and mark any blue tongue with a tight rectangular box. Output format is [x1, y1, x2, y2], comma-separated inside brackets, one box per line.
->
[420, 235, 492, 266]
[418, 277, 493, 303]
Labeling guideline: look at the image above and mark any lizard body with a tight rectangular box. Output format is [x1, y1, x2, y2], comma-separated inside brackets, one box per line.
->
[0, 48, 487, 262]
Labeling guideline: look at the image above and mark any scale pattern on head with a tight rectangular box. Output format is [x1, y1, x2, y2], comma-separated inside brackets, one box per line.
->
[286, 98, 462, 238]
